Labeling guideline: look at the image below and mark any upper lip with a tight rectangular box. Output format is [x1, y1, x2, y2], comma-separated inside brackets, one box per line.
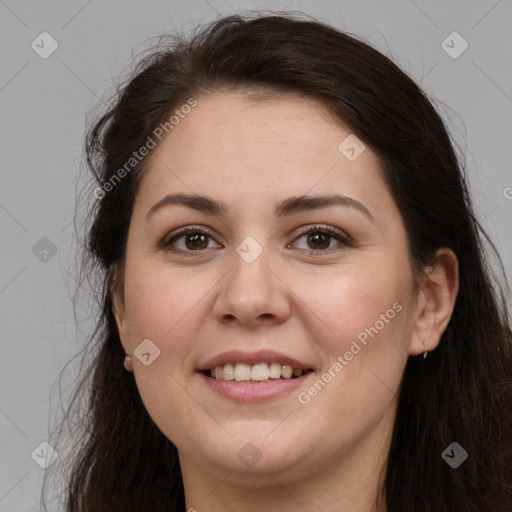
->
[198, 350, 313, 371]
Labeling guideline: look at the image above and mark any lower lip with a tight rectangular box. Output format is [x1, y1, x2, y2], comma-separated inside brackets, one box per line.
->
[200, 372, 314, 402]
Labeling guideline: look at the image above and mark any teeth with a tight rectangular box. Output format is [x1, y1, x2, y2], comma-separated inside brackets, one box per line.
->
[282, 364, 293, 379]
[269, 362, 282, 379]
[234, 363, 251, 381]
[209, 362, 308, 382]
[251, 363, 269, 381]
[223, 363, 235, 380]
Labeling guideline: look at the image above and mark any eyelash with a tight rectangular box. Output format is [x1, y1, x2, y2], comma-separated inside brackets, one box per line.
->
[159, 224, 352, 256]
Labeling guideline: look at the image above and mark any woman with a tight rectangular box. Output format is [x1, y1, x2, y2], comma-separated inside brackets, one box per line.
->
[48, 12, 512, 512]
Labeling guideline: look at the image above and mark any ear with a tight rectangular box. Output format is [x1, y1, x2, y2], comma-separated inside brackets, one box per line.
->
[409, 248, 459, 356]
[109, 263, 130, 353]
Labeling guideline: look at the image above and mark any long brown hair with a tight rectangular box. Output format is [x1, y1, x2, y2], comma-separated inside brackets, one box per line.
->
[44, 11, 512, 511]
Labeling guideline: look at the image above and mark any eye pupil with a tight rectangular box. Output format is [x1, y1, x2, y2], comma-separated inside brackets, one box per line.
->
[186, 233, 208, 250]
[308, 232, 330, 250]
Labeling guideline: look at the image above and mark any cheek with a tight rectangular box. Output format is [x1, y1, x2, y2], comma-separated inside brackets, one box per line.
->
[292, 260, 413, 415]
[291, 260, 411, 353]
[291, 266, 412, 443]
[122, 263, 204, 344]
[121, 266, 208, 441]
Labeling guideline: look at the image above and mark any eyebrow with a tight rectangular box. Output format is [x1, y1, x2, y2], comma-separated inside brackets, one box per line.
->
[146, 192, 376, 223]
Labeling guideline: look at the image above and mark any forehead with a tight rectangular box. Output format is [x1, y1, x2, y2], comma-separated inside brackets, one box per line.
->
[168, 91, 348, 157]
[132, 92, 395, 221]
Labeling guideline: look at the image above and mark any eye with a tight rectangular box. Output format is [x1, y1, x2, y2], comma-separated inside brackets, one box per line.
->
[160, 224, 351, 256]
[289, 225, 351, 253]
[160, 226, 221, 254]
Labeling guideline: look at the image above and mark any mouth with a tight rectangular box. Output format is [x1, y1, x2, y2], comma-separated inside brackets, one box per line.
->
[197, 350, 315, 401]
[203, 362, 314, 382]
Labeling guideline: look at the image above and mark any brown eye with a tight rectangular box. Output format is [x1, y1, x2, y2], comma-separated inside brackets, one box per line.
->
[161, 227, 221, 254]
[183, 232, 209, 250]
[306, 232, 332, 250]
[290, 225, 351, 254]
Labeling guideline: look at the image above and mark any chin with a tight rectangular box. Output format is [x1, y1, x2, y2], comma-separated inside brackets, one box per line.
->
[188, 427, 311, 477]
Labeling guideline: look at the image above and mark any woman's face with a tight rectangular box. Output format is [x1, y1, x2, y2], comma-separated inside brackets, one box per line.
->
[115, 92, 425, 485]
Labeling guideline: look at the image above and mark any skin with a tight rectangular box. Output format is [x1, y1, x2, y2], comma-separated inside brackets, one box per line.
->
[114, 92, 459, 512]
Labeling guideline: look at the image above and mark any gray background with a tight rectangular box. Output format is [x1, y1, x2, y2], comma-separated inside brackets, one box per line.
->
[1, 0, 511, 510]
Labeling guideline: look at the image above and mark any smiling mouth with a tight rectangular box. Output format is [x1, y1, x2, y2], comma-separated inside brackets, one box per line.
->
[203, 362, 314, 382]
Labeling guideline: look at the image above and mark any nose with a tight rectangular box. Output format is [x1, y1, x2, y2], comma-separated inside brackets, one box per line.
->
[213, 243, 291, 327]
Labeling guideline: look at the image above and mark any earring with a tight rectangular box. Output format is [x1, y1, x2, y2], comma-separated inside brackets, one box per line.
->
[124, 355, 133, 372]
[420, 339, 428, 361]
